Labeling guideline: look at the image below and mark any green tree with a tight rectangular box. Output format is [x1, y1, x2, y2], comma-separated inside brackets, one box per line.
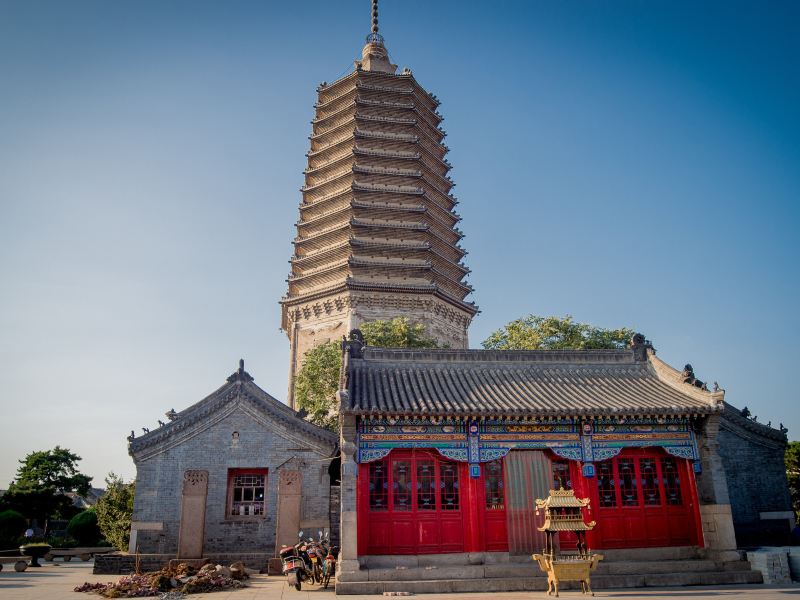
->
[482, 315, 634, 351]
[787, 441, 800, 521]
[67, 509, 101, 546]
[95, 473, 135, 551]
[359, 318, 438, 348]
[295, 317, 438, 431]
[0, 446, 92, 526]
[295, 341, 343, 431]
[0, 509, 27, 547]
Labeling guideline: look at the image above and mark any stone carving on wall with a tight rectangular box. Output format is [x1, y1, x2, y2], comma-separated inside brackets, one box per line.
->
[182, 470, 209, 496]
[279, 470, 302, 488]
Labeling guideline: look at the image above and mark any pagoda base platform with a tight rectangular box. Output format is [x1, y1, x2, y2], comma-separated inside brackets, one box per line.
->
[334, 547, 762, 594]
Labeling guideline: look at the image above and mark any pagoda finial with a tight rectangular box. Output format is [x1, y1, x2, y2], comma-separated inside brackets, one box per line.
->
[357, 0, 395, 73]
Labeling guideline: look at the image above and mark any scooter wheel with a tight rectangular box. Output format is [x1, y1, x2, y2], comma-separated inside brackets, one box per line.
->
[295, 581, 302, 591]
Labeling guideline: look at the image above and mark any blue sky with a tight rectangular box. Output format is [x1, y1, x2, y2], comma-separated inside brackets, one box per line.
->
[1, 0, 798, 486]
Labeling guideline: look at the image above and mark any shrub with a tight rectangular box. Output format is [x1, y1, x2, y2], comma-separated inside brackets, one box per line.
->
[0, 509, 26, 548]
[95, 473, 135, 551]
[67, 509, 100, 546]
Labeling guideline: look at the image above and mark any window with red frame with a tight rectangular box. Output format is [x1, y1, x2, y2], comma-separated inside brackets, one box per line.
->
[551, 459, 572, 490]
[369, 461, 388, 511]
[660, 457, 683, 505]
[484, 459, 505, 509]
[596, 461, 616, 508]
[227, 469, 267, 517]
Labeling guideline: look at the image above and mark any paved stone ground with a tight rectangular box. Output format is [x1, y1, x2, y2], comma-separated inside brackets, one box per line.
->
[1, 560, 798, 600]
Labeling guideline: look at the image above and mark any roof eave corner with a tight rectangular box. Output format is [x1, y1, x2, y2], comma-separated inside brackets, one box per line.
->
[128, 438, 146, 463]
[647, 350, 724, 412]
[337, 328, 362, 420]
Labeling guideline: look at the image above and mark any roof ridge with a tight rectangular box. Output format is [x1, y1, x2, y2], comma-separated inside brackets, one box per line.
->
[358, 346, 637, 364]
[129, 365, 336, 456]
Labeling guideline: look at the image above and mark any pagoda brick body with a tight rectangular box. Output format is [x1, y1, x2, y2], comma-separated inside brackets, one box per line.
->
[281, 35, 477, 405]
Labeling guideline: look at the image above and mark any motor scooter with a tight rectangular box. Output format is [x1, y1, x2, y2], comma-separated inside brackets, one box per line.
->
[279, 531, 314, 590]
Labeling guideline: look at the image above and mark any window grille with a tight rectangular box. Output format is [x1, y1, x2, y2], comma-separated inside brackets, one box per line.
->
[369, 461, 388, 511]
[417, 460, 436, 510]
[393, 460, 412, 511]
[660, 457, 683, 505]
[619, 459, 639, 507]
[439, 462, 460, 510]
[640, 458, 661, 506]
[551, 460, 572, 490]
[227, 469, 266, 517]
[597, 461, 617, 508]
[484, 459, 505, 509]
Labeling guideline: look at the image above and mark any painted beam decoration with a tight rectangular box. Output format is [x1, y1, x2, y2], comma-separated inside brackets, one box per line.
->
[356, 416, 700, 477]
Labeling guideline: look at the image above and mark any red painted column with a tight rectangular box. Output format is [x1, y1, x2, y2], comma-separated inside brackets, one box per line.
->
[461, 462, 477, 552]
[356, 463, 366, 556]
[685, 460, 705, 547]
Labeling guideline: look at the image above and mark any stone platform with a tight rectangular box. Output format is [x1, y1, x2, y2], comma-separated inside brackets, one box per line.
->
[335, 547, 762, 594]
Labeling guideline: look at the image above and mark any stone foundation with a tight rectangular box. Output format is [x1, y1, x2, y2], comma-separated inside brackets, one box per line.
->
[93, 552, 271, 575]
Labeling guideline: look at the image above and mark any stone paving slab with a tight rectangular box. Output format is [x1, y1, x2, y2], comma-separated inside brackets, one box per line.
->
[0, 560, 798, 600]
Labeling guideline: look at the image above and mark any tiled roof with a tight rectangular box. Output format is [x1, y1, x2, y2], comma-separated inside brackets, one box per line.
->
[343, 347, 722, 418]
[129, 362, 337, 460]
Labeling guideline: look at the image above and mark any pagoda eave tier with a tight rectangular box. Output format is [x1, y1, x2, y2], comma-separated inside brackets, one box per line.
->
[283, 62, 478, 334]
[292, 245, 469, 280]
[282, 281, 477, 316]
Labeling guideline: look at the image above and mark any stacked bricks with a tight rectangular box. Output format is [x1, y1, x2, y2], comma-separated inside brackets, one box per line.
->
[746, 549, 791, 584]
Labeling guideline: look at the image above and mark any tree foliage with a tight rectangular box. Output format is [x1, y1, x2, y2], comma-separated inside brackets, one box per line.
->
[67, 509, 101, 546]
[95, 473, 135, 551]
[359, 318, 438, 348]
[294, 341, 343, 431]
[295, 317, 439, 431]
[482, 315, 634, 351]
[0, 509, 27, 547]
[0, 446, 92, 525]
[787, 441, 800, 521]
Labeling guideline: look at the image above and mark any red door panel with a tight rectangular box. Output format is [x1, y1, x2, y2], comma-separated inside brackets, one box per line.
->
[480, 459, 509, 552]
[358, 450, 508, 555]
[585, 448, 700, 550]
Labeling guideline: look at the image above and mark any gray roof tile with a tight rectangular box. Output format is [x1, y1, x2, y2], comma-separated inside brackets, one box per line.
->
[344, 348, 721, 418]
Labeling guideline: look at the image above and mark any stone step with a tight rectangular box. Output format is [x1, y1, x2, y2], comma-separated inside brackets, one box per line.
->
[336, 568, 763, 595]
[360, 546, 702, 569]
[355, 558, 755, 581]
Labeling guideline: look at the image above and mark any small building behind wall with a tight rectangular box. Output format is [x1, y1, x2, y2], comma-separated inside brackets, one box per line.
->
[126, 361, 337, 570]
[335, 333, 767, 590]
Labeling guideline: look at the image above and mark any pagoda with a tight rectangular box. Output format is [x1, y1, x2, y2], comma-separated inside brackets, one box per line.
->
[281, 1, 477, 405]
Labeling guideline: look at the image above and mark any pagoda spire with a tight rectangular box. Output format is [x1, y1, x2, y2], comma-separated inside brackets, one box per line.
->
[357, 0, 396, 73]
[282, 0, 476, 407]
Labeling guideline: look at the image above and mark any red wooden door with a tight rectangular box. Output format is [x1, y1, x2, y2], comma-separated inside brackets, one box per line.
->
[478, 459, 509, 552]
[358, 449, 466, 555]
[586, 448, 700, 549]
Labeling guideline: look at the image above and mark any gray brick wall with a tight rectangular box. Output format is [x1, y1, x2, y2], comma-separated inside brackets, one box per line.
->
[132, 405, 336, 556]
[718, 407, 792, 546]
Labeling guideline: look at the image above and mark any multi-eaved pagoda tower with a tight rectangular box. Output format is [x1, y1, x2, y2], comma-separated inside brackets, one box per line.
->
[281, 2, 477, 404]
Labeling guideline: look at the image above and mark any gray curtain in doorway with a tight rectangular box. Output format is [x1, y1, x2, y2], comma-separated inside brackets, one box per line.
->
[503, 450, 552, 555]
